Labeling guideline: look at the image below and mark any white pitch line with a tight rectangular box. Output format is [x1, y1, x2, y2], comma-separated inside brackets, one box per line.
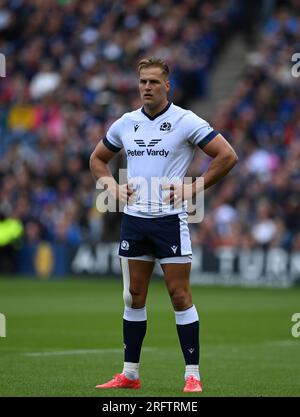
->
[264, 340, 300, 347]
[21, 340, 299, 358]
[22, 347, 157, 357]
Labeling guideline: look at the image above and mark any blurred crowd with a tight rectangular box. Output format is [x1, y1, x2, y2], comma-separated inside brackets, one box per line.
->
[0, 0, 299, 255]
[191, 5, 300, 252]
[0, 0, 238, 248]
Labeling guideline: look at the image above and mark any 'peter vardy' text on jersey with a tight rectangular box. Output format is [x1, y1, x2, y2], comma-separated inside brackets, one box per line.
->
[103, 102, 218, 218]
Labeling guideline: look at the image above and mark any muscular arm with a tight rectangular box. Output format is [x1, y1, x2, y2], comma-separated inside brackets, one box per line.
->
[193, 134, 238, 195]
[89, 140, 119, 192]
[90, 140, 133, 202]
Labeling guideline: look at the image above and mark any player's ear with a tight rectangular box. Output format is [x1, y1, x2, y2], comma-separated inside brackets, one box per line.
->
[165, 80, 170, 92]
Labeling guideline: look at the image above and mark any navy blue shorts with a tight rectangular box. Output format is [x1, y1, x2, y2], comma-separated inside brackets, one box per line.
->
[118, 212, 192, 259]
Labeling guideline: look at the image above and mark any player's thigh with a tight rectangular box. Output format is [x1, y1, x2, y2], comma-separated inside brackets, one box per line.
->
[161, 262, 192, 296]
[121, 258, 155, 295]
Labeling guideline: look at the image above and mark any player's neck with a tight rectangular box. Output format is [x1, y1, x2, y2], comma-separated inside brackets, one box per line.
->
[143, 100, 170, 118]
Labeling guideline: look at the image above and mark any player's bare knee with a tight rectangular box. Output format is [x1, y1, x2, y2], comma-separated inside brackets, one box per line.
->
[170, 289, 191, 310]
[124, 287, 146, 308]
[130, 289, 146, 308]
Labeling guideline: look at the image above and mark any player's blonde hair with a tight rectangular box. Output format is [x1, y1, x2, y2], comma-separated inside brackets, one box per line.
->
[138, 57, 170, 79]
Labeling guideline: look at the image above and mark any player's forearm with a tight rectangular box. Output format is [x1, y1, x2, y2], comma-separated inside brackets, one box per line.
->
[89, 153, 118, 192]
[192, 151, 238, 194]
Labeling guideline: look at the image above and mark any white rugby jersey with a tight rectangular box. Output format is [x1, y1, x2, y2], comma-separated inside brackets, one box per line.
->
[103, 102, 218, 217]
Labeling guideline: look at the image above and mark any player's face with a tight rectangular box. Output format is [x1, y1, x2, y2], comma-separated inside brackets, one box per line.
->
[139, 67, 170, 114]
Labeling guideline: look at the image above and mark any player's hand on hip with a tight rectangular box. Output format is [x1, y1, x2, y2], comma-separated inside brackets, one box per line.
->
[162, 183, 194, 207]
[117, 183, 135, 204]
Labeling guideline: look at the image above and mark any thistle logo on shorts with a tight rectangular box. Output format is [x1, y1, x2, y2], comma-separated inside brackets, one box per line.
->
[121, 240, 130, 250]
[160, 122, 171, 131]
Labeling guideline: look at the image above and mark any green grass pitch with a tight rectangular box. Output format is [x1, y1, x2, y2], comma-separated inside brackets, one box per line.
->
[0, 277, 300, 397]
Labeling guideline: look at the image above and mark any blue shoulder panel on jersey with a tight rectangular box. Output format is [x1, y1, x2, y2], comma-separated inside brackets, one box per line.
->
[197, 130, 219, 149]
[103, 137, 122, 153]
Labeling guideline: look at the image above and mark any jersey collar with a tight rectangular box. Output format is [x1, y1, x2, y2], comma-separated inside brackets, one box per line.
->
[141, 101, 172, 121]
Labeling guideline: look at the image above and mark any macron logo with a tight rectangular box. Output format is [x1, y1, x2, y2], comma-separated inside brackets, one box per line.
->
[134, 124, 140, 132]
[171, 245, 178, 254]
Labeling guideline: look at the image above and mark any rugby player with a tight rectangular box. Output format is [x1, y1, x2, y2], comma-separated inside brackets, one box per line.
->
[90, 58, 238, 392]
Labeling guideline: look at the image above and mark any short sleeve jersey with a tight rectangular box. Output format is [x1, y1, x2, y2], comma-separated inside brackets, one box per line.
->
[103, 102, 218, 217]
